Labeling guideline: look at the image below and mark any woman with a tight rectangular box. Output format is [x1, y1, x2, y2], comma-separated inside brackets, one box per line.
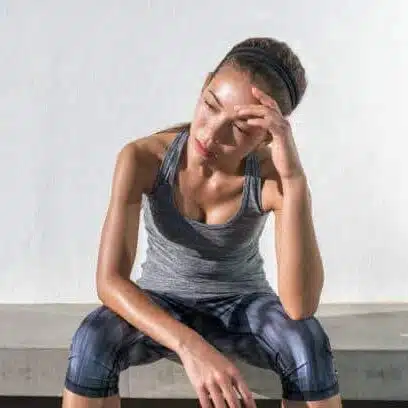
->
[62, 37, 342, 408]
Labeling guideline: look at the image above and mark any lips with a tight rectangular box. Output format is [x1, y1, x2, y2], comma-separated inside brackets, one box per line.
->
[194, 138, 213, 157]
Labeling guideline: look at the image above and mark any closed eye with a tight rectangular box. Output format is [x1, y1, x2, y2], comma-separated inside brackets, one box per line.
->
[204, 100, 216, 110]
[204, 98, 247, 134]
[233, 122, 247, 134]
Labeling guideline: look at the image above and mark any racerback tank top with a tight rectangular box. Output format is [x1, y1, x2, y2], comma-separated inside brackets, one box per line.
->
[136, 128, 275, 298]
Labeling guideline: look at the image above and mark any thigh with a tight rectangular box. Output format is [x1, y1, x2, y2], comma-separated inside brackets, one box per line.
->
[65, 289, 198, 397]
[198, 292, 336, 377]
[68, 289, 195, 373]
[125, 289, 199, 367]
[226, 293, 340, 401]
[188, 293, 280, 369]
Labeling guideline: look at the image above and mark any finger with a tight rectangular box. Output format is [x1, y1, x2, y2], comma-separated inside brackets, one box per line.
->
[247, 115, 285, 134]
[245, 117, 273, 132]
[196, 386, 214, 408]
[222, 381, 242, 408]
[251, 86, 277, 107]
[252, 87, 282, 115]
[233, 377, 257, 408]
[208, 383, 227, 408]
[245, 118, 275, 143]
[234, 104, 269, 118]
[235, 105, 281, 120]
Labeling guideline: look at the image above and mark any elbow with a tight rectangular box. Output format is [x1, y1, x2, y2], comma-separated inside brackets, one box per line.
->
[288, 277, 324, 320]
[96, 272, 133, 306]
[287, 309, 316, 321]
[284, 302, 319, 321]
[96, 278, 108, 303]
[96, 275, 117, 304]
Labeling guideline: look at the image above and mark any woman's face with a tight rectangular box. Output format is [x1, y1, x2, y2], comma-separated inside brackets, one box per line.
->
[189, 65, 270, 168]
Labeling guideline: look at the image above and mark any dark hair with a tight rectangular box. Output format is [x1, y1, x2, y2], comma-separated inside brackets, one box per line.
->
[154, 37, 307, 135]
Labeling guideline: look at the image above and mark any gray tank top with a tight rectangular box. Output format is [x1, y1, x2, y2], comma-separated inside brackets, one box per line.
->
[136, 129, 275, 298]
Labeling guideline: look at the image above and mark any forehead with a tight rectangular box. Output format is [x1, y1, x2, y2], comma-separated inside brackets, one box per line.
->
[205, 65, 260, 106]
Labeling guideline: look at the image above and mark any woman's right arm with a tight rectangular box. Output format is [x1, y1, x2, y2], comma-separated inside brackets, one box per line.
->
[95, 140, 202, 355]
[96, 140, 257, 408]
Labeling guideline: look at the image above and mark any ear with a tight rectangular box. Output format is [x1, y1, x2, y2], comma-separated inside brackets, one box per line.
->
[200, 71, 214, 93]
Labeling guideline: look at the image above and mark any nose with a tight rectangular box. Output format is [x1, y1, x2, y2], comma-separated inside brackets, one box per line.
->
[198, 118, 232, 149]
[198, 129, 220, 149]
[201, 135, 219, 149]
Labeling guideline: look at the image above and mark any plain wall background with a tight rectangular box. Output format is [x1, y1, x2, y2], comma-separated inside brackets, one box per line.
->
[1, 0, 407, 303]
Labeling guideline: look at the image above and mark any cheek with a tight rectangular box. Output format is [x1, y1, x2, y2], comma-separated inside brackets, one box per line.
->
[192, 106, 208, 129]
[236, 133, 265, 154]
[247, 128, 270, 147]
[195, 100, 210, 117]
[191, 107, 208, 139]
[237, 139, 257, 153]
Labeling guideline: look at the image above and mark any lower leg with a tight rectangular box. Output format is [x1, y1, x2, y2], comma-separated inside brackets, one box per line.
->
[281, 393, 342, 408]
[62, 388, 120, 408]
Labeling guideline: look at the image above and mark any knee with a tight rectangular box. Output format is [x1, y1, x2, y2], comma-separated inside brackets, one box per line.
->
[69, 307, 117, 361]
[278, 318, 339, 400]
[65, 307, 121, 397]
[283, 317, 334, 371]
[296, 317, 332, 359]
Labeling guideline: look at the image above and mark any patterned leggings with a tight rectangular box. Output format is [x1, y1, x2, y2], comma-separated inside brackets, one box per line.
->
[64, 289, 340, 401]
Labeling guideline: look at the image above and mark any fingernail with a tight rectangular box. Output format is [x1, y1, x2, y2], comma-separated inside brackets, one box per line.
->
[234, 105, 240, 111]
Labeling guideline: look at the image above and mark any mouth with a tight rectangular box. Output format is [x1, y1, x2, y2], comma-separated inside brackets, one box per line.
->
[194, 138, 214, 158]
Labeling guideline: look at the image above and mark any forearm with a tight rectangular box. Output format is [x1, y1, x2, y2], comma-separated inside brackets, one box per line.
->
[98, 276, 204, 355]
[277, 177, 324, 319]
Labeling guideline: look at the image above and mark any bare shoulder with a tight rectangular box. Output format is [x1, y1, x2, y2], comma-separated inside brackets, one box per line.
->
[114, 131, 178, 198]
[254, 145, 284, 212]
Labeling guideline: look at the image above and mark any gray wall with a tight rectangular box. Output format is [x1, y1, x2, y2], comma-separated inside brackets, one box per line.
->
[1, 0, 407, 303]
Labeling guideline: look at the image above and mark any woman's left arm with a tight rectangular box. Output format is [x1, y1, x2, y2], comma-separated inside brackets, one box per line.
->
[274, 176, 324, 320]
[235, 86, 325, 320]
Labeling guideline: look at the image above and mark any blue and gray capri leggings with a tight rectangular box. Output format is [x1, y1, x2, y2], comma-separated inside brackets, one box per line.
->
[64, 289, 340, 401]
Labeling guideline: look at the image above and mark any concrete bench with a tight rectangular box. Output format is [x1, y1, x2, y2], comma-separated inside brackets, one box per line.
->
[1, 303, 408, 400]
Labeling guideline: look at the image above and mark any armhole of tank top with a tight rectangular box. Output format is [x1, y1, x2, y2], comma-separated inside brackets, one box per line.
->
[149, 130, 185, 196]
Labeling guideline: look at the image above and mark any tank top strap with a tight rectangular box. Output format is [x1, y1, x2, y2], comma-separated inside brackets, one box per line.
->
[245, 152, 264, 214]
[153, 129, 264, 214]
[154, 129, 188, 189]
